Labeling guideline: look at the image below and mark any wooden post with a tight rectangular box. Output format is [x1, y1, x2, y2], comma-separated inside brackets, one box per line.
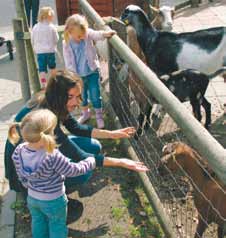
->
[15, 0, 40, 93]
[13, 18, 31, 102]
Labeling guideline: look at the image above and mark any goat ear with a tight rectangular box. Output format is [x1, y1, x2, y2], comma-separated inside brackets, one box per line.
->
[149, 4, 160, 14]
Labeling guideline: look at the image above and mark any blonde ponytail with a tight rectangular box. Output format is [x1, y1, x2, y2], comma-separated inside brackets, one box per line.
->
[40, 132, 56, 153]
[9, 109, 57, 153]
[8, 123, 21, 145]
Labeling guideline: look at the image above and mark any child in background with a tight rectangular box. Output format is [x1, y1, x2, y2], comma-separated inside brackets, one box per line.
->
[31, 7, 59, 89]
[9, 109, 148, 238]
[24, 0, 40, 27]
[63, 14, 115, 129]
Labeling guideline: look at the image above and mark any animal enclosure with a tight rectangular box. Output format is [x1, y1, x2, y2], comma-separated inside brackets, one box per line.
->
[79, 0, 226, 237]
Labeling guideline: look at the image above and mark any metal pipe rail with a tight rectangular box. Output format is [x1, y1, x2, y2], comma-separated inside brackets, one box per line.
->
[78, 0, 226, 187]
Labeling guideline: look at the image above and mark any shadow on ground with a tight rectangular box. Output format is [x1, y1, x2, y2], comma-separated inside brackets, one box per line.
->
[68, 224, 109, 238]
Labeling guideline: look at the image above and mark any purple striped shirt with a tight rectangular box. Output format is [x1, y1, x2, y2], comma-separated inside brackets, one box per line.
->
[12, 143, 96, 200]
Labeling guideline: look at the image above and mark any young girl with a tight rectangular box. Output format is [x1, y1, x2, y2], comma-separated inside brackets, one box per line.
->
[63, 14, 115, 129]
[31, 7, 59, 88]
[9, 109, 148, 238]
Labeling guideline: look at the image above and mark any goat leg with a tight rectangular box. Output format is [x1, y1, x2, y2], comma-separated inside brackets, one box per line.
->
[194, 216, 207, 238]
[201, 97, 211, 129]
[217, 225, 224, 238]
[190, 99, 202, 122]
[135, 112, 146, 139]
[143, 105, 152, 131]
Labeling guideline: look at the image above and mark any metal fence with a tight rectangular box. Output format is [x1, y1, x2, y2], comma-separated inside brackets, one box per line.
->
[78, 0, 226, 237]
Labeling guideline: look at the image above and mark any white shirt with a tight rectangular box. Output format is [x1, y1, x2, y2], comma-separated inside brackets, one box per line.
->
[31, 21, 59, 54]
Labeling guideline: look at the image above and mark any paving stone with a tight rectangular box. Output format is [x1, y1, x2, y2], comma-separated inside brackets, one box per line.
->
[0, 225, 14, 238]
[0, 190, 16, 227]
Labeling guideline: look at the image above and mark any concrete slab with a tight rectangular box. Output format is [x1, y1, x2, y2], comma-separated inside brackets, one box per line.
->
[0, 226, 14, 238]
[0, 189, 16, 238]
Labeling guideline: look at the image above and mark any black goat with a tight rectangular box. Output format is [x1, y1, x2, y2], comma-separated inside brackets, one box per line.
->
[136, 67, 226, 137]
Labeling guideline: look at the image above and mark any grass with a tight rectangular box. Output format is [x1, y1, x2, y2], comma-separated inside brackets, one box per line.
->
[112, 225, 124, 237]
[111, 207, 125, 221]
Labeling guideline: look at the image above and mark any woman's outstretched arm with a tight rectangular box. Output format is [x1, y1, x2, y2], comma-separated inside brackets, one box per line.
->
[91, 127, 136, 139]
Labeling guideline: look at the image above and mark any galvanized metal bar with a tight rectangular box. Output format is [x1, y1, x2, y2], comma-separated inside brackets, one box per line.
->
[78, 0, 226, 186]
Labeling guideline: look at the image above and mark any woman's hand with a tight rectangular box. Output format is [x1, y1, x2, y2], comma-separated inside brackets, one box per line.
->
[119, 159, 149, 172]
[110, 127, 136, 139]
[103, 157, 149, 172]
[103, 30, 116, 38]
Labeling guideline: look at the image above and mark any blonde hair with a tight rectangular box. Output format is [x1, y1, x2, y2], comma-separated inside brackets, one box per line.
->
[8, 109, 57, 153]
[64, 14, 88, 44]
[38, 6, 54, 22]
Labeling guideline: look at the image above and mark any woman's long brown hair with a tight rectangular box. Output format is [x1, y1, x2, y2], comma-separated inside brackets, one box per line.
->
[40, 70, 82, 121]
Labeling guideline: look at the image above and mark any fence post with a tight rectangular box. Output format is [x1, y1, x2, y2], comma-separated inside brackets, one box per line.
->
[13, 18, 31, 102]
[15, 0, 40, 93]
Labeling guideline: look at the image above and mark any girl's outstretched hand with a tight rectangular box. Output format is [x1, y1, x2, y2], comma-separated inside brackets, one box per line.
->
[120, 159, 149, 172]
[110, 127, 136, 139]
[103, 30, 116, 38]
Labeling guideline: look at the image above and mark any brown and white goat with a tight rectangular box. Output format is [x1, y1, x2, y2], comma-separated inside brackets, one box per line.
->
[159, 142, 226, 238]
[150, 5, 175, 31]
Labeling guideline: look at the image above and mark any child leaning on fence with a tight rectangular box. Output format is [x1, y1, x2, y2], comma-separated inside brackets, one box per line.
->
[8, 109, 148, 238]
[31, 6, 59, 89]
[63, 14, 115, 129]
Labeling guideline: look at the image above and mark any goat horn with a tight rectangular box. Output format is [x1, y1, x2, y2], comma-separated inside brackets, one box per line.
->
[149, 4, 160, 13]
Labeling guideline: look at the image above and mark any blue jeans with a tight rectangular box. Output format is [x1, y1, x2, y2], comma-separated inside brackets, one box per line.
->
[37, 53, 56, 73]
[81, 70, 102, 109]
[65, 135, 102, 186]
[27, 194, 68, 238]
[24, 0, 40, 26]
